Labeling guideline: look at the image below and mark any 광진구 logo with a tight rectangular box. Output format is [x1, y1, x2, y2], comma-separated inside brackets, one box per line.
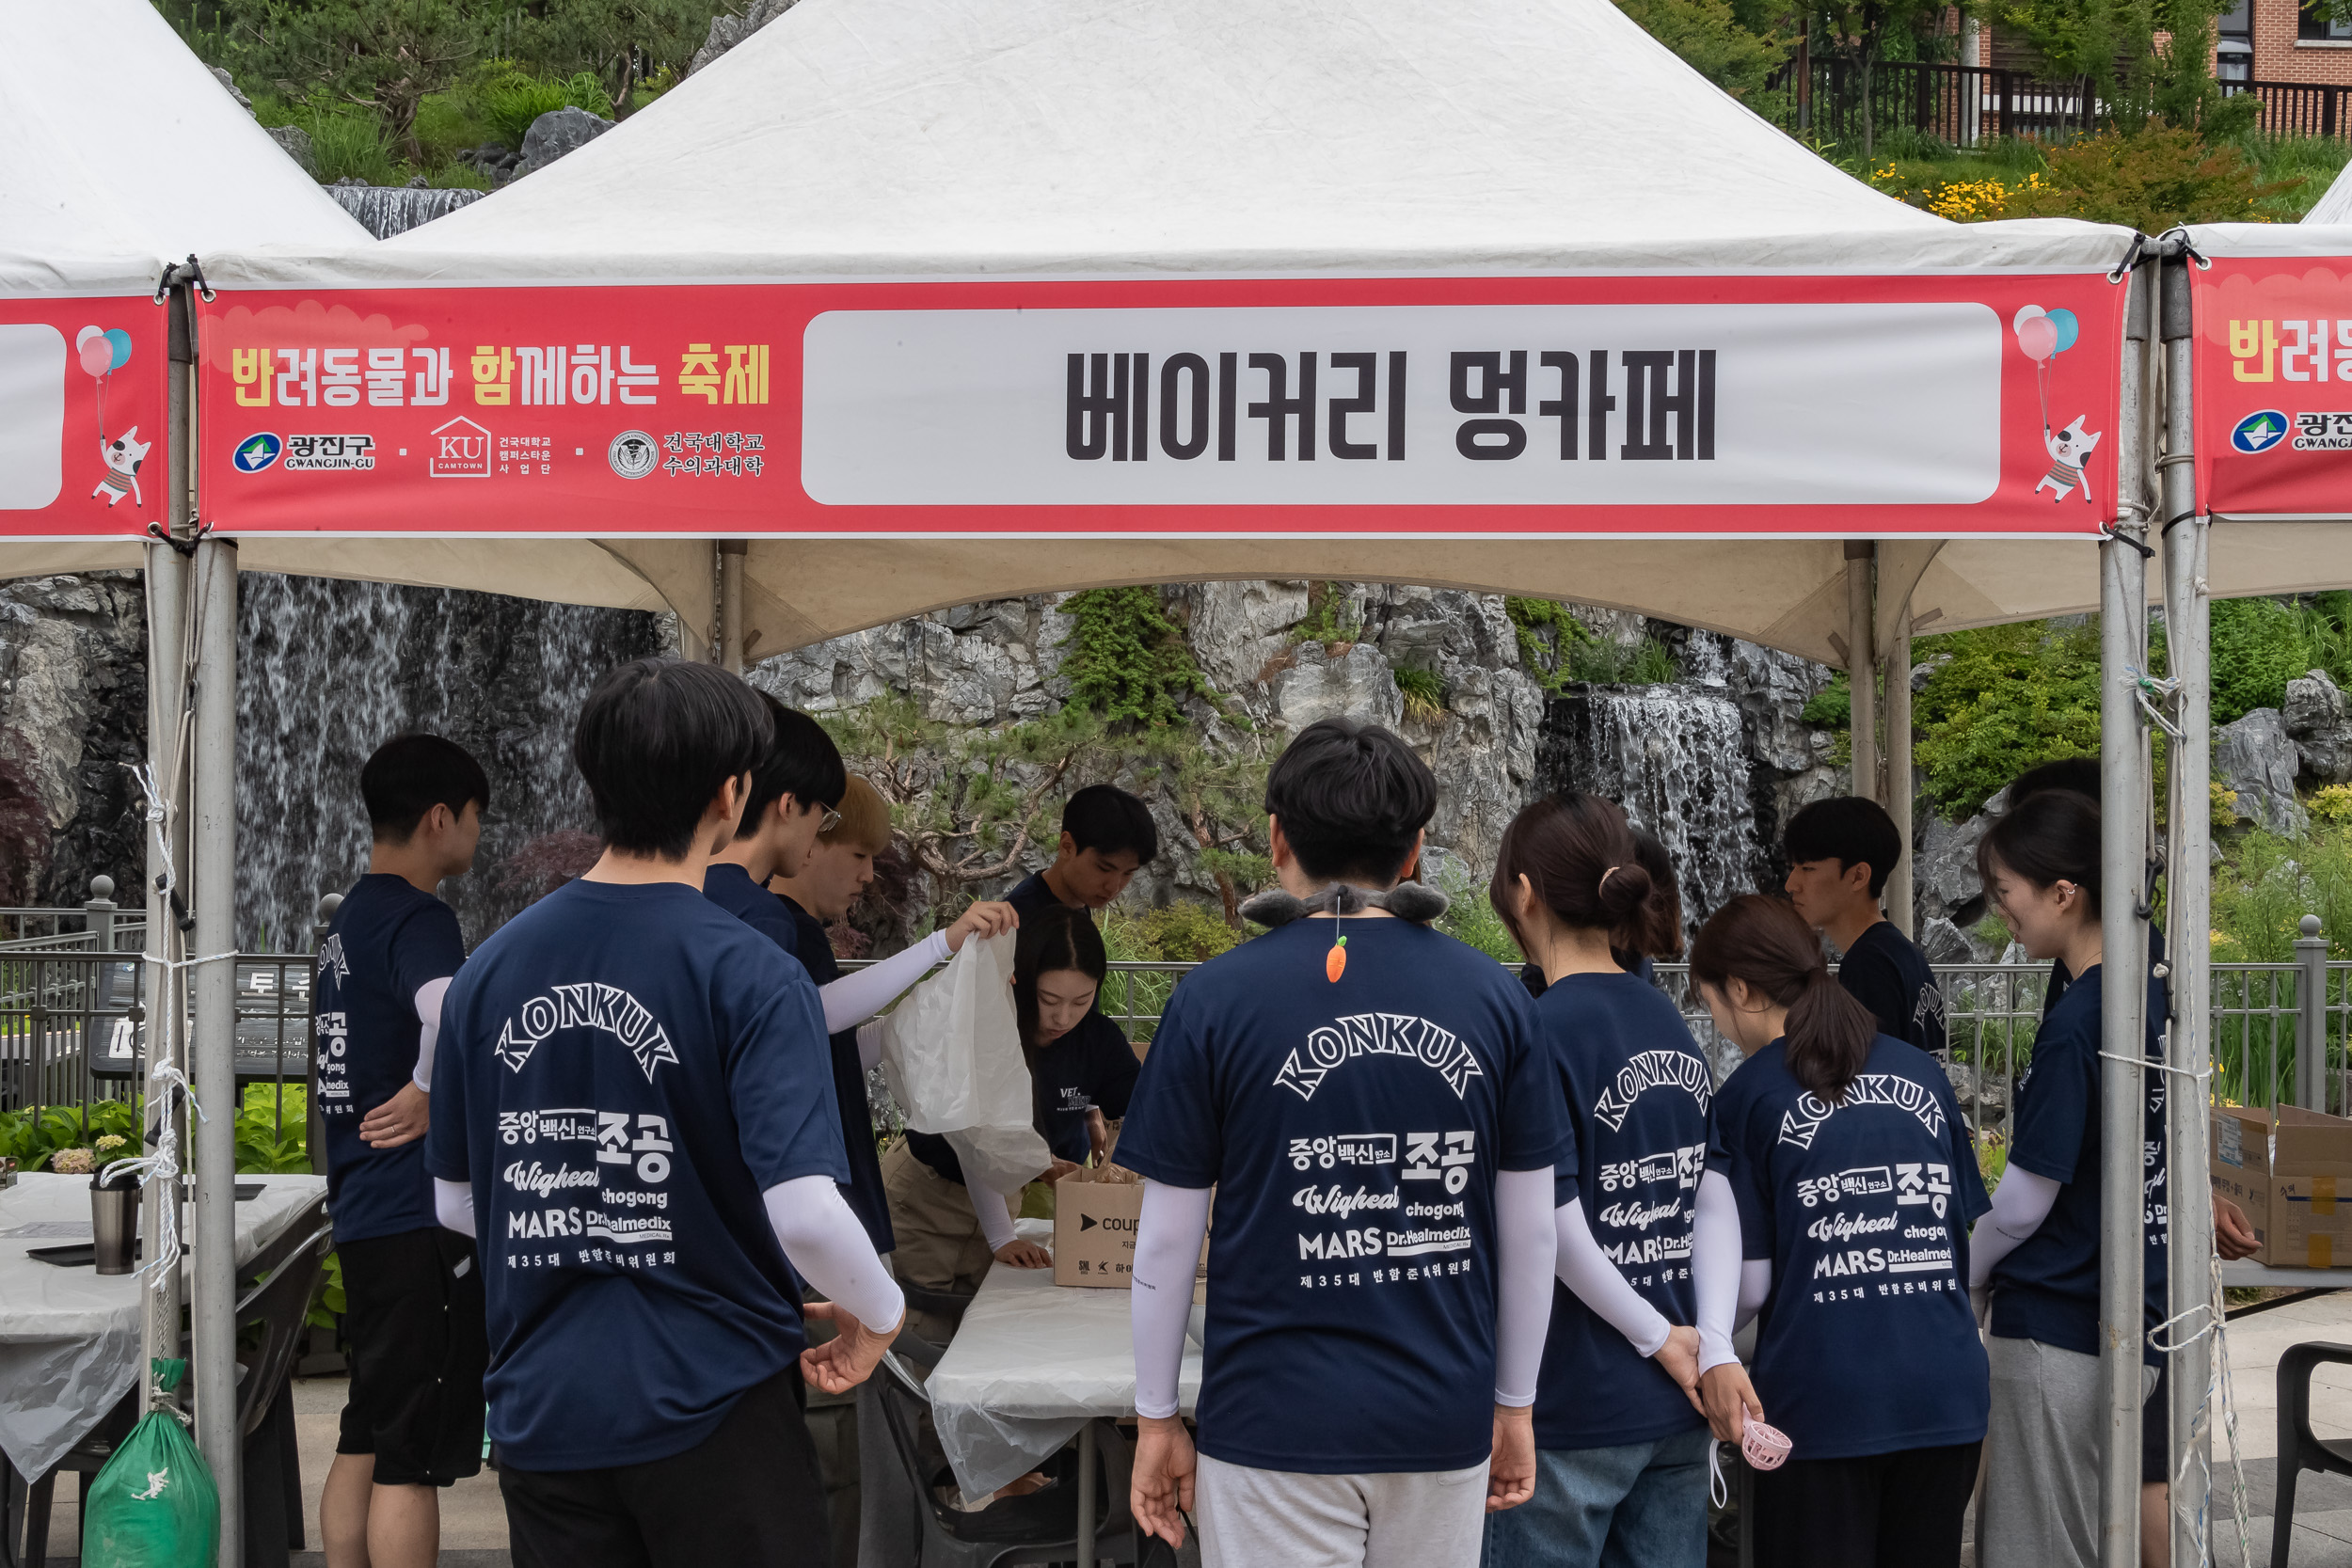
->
[232, 433, 281, 473]
[608, 431, 660, 479]
[2232, 409, 2289, 455]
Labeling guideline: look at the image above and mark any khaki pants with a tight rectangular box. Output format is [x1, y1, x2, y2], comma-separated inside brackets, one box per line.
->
[1196, 1453, 1490, 1568]
[881, 1138, 997, 1344]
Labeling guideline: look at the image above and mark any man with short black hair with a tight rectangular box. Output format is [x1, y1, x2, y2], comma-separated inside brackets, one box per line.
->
[426, 658, 902, 1568]
[1006, 783, 1159, 917]
[317, 734, 492, 1568]
[1782, 795, 1947, 1056]
[704, 696, 847, 954]
[1120, 718, 1565, 1567]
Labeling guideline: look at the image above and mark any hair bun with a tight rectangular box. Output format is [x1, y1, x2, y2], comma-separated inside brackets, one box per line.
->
[1597, 861, 1654, 922]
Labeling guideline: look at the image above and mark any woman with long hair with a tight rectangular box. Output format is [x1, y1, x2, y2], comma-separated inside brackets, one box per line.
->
[1484, 794, 1712, 1568]
[1690, 895, 1988, 1568]
[879, 902, 1138, 1323]
[1968, 789, 2169, 1567]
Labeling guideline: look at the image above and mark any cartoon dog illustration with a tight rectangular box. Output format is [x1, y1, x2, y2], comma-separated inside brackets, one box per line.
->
[2036, 418, 2101, 504]
[92, 426, 150, 508]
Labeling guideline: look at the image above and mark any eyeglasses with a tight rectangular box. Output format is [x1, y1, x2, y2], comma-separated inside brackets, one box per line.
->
[818, 806, 843, 834]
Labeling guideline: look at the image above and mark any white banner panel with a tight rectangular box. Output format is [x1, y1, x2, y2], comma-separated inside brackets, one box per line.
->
[801, 303, 2002, 508]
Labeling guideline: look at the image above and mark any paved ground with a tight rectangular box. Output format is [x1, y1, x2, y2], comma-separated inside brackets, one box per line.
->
[26, 1296, 2352, 1566]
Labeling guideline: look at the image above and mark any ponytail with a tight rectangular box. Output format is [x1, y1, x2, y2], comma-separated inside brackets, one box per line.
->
[1690, 894, 1879, 1102]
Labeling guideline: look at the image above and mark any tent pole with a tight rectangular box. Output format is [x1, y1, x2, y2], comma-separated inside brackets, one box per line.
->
[720, 540, 746, 674]
[190, 534, 242, 1568]
[1846, 542, 1878, 810]
[1884, 605, 1915, 939]
[2158, 249, 2212, 1568]
[2098, 261, 2156, 1568]
[139, 289, 194, 1412]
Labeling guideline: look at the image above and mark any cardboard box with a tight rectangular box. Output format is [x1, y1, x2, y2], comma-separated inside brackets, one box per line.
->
[1051, 1168, 1207, 1301]
[2211, 1104, 2352, 1267]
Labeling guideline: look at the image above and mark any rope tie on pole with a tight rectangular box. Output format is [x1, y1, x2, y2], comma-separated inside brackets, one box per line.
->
[2146, 1246, 2251, 1565]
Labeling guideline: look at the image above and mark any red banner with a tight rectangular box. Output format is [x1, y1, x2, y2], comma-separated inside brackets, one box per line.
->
[196, 274, 2127, 538]
[0, 294, 169, 540]
[2193, 257, 2352, 519]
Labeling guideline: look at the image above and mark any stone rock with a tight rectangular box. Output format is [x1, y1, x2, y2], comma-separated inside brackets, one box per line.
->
[1916, 915, 1984, 966]
[265, 124, 315, 176]
[2285, 668, 2352, 784]
[690, 0, 803, 74]
[1182, 580, 1308, 696]
[2217, 707, 2310, 836]
[210, 67, 252, 114]
[1912, 810, 1990, 927]
[516, 107, 613, 177]
[1271, 642, 1403, 733]
[0, 575, 147, 901]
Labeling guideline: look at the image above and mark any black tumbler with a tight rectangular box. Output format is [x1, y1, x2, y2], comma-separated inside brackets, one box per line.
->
[90, 1168, 141, 1275]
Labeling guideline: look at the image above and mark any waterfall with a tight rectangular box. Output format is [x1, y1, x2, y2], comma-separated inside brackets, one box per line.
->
[234, 574, 662, 948]
[326, 185, 486, 239]
[1534, 683, 1764, 937]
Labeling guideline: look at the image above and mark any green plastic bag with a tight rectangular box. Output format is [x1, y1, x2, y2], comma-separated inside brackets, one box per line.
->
[83, 1360, 219, 1568]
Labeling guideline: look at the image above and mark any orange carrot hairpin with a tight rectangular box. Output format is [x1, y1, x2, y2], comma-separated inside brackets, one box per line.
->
[1327, 928, 1347, 983]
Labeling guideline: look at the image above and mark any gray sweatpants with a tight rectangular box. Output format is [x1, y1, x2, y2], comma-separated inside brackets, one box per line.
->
[1196, 1452, 1490, 1568]
[1978, 1336, 2158, 1568]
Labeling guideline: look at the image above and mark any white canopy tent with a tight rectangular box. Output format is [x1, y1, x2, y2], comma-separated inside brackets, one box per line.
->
[2310, 164, 2352, 226]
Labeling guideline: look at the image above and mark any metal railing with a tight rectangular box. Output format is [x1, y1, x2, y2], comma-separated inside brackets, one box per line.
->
[1770, 57, 2352, 147]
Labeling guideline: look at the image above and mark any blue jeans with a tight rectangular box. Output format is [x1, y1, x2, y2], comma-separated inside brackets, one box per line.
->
[1482, 1426, 1711, 1568]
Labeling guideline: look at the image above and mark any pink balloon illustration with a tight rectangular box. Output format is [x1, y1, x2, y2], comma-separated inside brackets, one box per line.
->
[2017, 315, 2058, 363]
[79, 336, 115, 377]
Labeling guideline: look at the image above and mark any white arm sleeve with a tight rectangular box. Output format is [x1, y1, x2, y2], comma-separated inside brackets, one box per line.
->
[763, 1175, 906, 1333]
[820, 931, 951, 1035]
[1132, 1180, 1213, 1420]
[856, 1019, 885, 1073]
[975, 1183, 1021, 1253]
[1967, 1168, 2061, 1289]
[1495, 1166, 1558, 1407]
[1694, 1170, 1746, 1373]
[1739, 1260, 1772, 1327]
[434, 1177, 475, 1238]
[1557, 1198, 1672, 1358]
[410, 975, 453, 1092]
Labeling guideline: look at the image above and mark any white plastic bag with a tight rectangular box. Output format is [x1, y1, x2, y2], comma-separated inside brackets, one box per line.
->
[879, 931, 1051, 1194]
[875, 931, 1021, 1130]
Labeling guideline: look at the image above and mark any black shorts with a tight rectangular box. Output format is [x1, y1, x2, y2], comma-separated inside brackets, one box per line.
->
[499, 1368, 829, 1568]
[337, 1226, 488, 1487]
[2144, 1362, 2172, 1485]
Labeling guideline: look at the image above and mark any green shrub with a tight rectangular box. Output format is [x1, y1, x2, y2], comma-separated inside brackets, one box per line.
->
[301, 103, 401, 185]
[1802, 671, 1851, 729]
[2212, 596, 2317, 722]
[412, 89, 491, 166]
[1059, 587, 1206, 728]
[1503, 597, 1593, 692]
[475, 65, 612, 148]
[1294, 582, 1365, 647]
[1394, 665, 1447, 721]
[1430, 861, 1522, 966]
[1914, 619, 2102, 817]
[1566, 634, 1680, 686]
[1136, 901, 1244, 962]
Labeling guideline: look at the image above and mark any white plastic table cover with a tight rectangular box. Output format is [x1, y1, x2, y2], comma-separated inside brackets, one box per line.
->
[0, 1171, 327, 1481]
[926, 1219, 1201, 1498]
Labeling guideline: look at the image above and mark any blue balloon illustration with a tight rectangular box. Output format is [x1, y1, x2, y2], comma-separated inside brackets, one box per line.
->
[103, 328, 134, 371]
[2045, 309, 2079, 356]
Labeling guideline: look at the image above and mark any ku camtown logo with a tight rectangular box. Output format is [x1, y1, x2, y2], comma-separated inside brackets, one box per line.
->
[429, 416, 492, 479]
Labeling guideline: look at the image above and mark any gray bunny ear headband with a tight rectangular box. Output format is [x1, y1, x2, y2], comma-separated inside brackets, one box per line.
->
[1239, 880, 1452, 928]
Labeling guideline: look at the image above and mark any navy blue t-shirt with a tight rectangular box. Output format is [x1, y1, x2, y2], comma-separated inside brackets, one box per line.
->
[1005, 871, 1068, 921]
[1836, 922, 1947, 1059]
[314, 875, 466, 1243]
[1533, 971, 1712, 1451]
[702, 862, 801, 955]
[907, 1008, 1139, 1182]
[1991, 963, 2169, 1364]
[1115, 917, 1570, 1475]
[778, 894, 896, 1254]
[1708, 1035, 1993, 1460]
[425, 879, 849, 1470]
